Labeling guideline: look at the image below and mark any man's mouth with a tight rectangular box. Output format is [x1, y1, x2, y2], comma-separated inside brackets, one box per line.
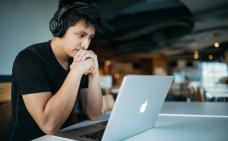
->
[73, 49, 80, 51]
[72, 49, 80, 54]
[72, 49, 79, 56]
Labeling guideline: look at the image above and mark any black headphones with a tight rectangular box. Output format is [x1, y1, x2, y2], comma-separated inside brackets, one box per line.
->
[49, 2, 89, 37]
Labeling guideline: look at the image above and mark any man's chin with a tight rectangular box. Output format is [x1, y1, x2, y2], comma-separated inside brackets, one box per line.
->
[70, 52, 77, 57]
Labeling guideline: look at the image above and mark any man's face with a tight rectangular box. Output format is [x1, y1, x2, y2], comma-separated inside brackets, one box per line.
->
[60, 20, 95, 58]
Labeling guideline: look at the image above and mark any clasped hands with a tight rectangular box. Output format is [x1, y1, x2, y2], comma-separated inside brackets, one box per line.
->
[70, 50, 98, 75]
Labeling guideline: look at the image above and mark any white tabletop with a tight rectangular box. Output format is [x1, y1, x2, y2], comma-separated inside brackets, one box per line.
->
[161, 102, 228, 116]
[34, 102, 228, 141]
[124, 114, 228, 141]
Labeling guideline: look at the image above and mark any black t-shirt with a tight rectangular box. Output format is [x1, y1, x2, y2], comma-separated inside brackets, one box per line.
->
[7, 40, 88, 141]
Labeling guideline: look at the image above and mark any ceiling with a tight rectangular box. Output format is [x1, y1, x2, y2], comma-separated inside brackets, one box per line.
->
[87, 0, 228, 62]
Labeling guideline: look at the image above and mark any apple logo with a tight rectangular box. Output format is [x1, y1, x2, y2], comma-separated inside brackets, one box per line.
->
[140, 100, 148, 113]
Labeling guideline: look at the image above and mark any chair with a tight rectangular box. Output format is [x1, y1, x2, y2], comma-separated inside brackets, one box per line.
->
[0, 82, 11, 103]
[0, 82, 12, 140]
[0, 102, 11, 140]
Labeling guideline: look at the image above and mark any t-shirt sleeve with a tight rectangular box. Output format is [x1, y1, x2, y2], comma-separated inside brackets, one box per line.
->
[13, 49, 50, 95]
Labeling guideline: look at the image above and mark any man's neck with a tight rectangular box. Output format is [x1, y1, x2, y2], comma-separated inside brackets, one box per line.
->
[51, 38, 69, 70]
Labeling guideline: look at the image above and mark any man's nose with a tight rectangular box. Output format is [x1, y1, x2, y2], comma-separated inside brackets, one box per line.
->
[81, 39, 90, 50]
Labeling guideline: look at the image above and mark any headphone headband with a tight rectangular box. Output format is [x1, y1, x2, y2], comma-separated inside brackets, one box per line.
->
[57, 2, 89, 19]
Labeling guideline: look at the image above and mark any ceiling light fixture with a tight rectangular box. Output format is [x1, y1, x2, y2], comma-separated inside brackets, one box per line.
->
[214, 42, 220, 48]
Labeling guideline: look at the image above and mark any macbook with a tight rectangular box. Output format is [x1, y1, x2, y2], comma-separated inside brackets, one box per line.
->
[100, 75, 173, 141]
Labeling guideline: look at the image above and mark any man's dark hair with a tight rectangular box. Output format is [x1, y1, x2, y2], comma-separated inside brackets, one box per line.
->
[58, 0, 103, 33]
[49, 0, 104, 37]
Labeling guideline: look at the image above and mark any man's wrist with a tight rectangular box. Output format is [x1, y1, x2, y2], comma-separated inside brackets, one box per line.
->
[70, 63, 84, 75]
[89, 70, 100, 77]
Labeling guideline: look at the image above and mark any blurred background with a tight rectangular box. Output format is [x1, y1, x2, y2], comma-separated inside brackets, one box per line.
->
[0, 0, 228, 139]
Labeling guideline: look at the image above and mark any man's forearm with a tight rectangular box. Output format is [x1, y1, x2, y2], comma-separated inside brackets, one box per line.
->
[42, 70, 83, 133]
[86, 72, 103, 120]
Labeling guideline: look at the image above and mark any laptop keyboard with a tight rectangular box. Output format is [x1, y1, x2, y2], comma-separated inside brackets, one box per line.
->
[80, 128, 105, 141]
[79, 121, 107, 141]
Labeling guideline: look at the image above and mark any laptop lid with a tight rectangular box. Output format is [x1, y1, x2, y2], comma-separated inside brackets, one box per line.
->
[101, 75, 173, 141]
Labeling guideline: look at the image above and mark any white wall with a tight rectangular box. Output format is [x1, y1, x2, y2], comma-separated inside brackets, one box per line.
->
[0, 0, 58, 75]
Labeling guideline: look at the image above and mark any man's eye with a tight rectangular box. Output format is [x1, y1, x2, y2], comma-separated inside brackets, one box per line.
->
[79, 34, 85, 38]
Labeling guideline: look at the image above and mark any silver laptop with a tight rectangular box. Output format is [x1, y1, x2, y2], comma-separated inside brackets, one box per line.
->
[34, 75, 173, 141]
[101, 75, 173, 141]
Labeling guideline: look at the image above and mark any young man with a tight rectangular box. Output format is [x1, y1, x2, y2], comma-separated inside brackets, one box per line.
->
[6, 1, 103, 140]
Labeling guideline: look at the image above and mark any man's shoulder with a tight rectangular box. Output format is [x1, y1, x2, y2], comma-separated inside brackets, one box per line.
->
[17, 40, 51, 59]
[24, 40, 50, 53]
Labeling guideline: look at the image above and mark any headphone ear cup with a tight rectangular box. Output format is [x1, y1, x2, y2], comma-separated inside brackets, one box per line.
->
[49, 17, 60, 36]
[49, 17, 67, 37]
[57, 18, 67, 37]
